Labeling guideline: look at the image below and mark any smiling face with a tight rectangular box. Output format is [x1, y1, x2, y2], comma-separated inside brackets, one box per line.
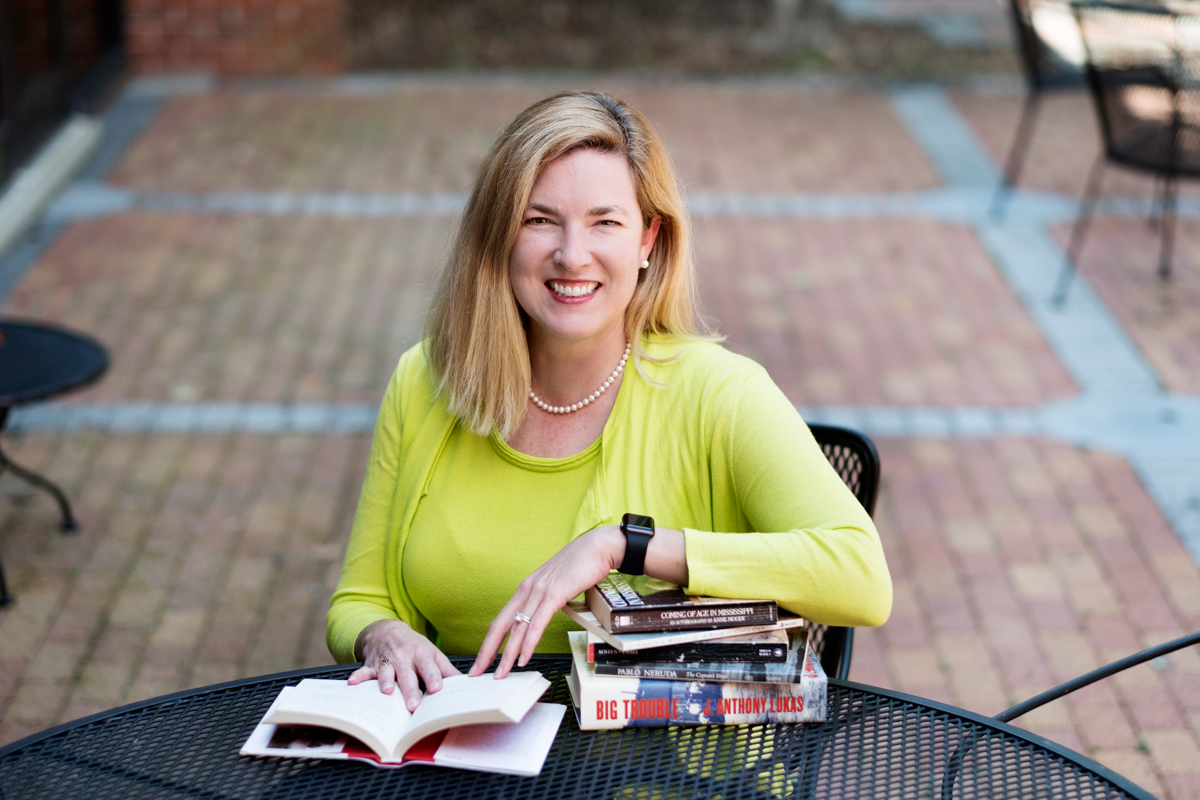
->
[509, 148, 660, 352]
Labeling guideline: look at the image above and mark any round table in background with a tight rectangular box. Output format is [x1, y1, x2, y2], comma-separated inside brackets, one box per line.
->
[0, 318, 108, 604]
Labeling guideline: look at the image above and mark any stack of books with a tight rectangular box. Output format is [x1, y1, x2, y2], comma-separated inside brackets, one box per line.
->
[564, 575, 828, 729]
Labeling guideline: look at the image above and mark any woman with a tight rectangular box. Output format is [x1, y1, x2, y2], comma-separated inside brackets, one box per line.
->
[327, 91, 891, 710]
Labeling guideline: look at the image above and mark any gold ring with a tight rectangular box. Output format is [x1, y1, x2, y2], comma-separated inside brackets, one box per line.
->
[380, 657, 390, 666]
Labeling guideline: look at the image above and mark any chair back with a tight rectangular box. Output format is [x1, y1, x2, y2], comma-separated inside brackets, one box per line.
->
[806, 423, 881, 680]
[1075, 1, 1200, 177]
[1007, 0, 1088, 90]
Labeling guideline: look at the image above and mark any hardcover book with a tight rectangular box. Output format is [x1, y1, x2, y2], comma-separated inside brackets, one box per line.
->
[585, 575, 777, 634]
[564, 601, 806, 652]
[587, 629, 789, 664]
[593, 630, 811, 683]
[567, 631, 827, 730]
[240, 673, 561, 775]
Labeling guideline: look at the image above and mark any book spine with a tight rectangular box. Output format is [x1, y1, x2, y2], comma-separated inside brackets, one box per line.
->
[606, 604, 777, 633]
[593, 663, 796, 683]
[574, 675, 825, 730]
[591, 644, 788, 664]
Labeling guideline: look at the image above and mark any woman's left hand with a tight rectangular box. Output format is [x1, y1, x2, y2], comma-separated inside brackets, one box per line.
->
[470, 525, 624, 679]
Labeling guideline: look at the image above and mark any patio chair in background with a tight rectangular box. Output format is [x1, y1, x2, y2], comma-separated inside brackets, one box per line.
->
[1055, 0, 1200, 304]
[996, 630, 1200, 724]
[941, 630, 1200, 798]
[992, 0, 1088, 220]
[807, 423, 881, 680]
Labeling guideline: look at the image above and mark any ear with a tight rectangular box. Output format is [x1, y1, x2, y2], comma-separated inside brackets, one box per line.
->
[640, 216, 662, 262]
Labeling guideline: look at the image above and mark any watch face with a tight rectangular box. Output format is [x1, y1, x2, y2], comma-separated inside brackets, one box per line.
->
[622, 513, 654, 534]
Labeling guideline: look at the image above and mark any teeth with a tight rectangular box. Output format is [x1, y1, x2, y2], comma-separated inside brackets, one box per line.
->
[549, 281, 598, 298]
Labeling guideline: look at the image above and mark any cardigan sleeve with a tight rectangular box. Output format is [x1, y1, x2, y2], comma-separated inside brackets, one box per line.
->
[325, 361, 425, 663]
[683, 369, 893, 628]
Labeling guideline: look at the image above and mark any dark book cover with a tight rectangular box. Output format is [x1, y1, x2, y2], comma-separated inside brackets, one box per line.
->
[586, 575, 777, 634]
[588, 629, 789, 664]
[593, 631, 811, 684]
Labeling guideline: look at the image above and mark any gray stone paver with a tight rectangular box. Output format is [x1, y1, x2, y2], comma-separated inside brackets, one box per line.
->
[2, 76, 1199, 798]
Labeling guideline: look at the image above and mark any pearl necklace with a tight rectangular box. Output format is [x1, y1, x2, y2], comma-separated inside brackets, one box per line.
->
[530, 343, 631, 414]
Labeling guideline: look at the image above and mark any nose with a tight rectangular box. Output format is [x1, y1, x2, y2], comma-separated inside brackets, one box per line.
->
[554, 223, 591, 271]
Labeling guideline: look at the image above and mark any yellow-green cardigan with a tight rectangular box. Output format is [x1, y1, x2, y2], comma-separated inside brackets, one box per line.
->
[326, 337, 892, 663]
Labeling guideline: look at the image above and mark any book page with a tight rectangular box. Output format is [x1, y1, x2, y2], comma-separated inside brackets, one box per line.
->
[266, 680, 410, 757]
[398, 672, 549, 754]
[433, 703, 566, 776]
[410, 672, 544, 723]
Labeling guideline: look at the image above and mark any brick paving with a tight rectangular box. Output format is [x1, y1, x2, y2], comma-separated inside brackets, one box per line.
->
[952, 90, 1200, 398]
[696, 216, 1075, 406]
[6, 213, 447, 403]
[1046, 219, 1200, 398]
[952, 90, 1200, 200]
[2, 78, 1199, 798]
[111, 85, 941, 195]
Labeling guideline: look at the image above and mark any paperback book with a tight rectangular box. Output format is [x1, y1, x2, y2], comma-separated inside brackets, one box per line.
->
[586, 575, 777, 633]
[240, 673, 562, 775]
[567, 631, 827, 730]
[588, 629, 790, 665]
[593, 629, 811, 683]
[564, 601, 807, 653]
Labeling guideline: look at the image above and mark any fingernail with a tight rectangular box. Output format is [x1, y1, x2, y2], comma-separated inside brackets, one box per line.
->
[406, 698, 418, 710]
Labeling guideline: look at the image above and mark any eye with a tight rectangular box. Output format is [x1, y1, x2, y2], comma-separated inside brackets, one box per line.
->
[524, 216, 550, 226]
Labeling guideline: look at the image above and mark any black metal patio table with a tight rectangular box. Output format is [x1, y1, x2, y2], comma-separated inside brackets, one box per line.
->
[0, 657, 1156, 800]
[0, 318, 109, 605]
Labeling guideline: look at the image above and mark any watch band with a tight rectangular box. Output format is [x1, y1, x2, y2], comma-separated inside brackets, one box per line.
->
[617, 513, 655, 575]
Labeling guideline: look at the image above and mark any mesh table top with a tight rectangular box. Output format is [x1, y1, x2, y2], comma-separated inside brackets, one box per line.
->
[0, 658, 1155, 800]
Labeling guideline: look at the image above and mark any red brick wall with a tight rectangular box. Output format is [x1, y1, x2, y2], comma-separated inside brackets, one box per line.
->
[125, 0, 346, 76]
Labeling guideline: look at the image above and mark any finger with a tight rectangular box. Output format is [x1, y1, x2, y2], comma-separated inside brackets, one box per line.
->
[504, 584, 550, 674]
[436, 650, 463, 678]
[347, 665, 376, 685]
[414, 649, 446, 694]
[471, 604, 520, 676]
[469, 627, 501, 677]
[496, 613, 533, 679]
[377, 661, 396, 695]
[394, 662, 424, 711]
[519, 606, 556, 667]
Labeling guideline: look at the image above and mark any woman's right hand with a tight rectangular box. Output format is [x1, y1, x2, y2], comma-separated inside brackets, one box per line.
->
[348, 619, 461, 710]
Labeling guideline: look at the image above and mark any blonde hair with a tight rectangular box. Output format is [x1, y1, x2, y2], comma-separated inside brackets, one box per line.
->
[426, 91, 713, 439]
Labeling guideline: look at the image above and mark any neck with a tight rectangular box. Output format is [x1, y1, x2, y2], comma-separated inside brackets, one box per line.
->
[528, 329, 630, 405]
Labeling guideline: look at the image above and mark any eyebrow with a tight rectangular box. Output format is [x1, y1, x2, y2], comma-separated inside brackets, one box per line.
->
[525, 203, 632, 218]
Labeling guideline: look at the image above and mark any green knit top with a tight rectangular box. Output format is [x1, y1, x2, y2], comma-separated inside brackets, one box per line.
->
[403, 428, 599, 654]
[326, 336, 892, 663]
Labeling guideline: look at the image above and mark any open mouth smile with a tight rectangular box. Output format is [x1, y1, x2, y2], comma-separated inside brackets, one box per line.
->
[547, 280, 599, 299]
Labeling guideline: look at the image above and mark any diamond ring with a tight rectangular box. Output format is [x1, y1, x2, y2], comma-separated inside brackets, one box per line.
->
[514, 612, 533, 625]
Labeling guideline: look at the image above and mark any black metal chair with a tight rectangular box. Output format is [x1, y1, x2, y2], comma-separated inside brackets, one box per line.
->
[993, 0, 1088, 219]
[997, 629, 1200, 724]
[1055, 0, 1200, 303]
[941, 630, 1200, 799]
[806, 423, 881, 681]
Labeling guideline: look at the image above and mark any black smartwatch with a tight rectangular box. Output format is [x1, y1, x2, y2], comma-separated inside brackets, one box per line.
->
[617, 513, 655, 575]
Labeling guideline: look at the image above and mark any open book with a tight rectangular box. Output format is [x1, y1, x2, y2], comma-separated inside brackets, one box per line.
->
[240, 672, 561, 775]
